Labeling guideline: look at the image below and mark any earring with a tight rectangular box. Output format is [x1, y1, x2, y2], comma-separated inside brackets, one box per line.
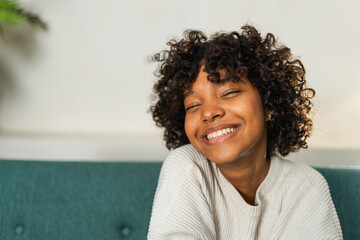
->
[268, 114, 271, 120]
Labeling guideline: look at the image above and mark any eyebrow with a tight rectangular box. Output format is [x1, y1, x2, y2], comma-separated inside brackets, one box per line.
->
[183, 91, 193, 99]
[229, 78, 246, 85]
[183, 79, 247, 99]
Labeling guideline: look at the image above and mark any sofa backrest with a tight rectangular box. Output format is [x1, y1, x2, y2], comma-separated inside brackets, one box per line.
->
[315, 167, 360, 240]
[0, 160, 358, 239]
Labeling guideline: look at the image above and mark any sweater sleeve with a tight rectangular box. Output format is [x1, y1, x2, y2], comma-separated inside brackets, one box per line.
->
[147, 146, 216, 240]
[270, 167, 343, 240]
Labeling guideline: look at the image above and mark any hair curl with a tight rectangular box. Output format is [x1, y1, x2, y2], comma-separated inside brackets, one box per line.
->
[150, 25, 315, 157]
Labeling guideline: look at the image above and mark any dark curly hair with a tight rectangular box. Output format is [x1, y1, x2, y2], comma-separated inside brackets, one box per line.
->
[150, 25, 315, 157]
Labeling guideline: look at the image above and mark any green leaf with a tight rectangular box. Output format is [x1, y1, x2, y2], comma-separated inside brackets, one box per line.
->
[14, 9, 48, 30]
[0, 0, 21, 11]
[0, 9, 25, 26]
[0, 0, 47, 30]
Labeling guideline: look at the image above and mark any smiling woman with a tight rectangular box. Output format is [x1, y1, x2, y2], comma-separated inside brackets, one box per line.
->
[148, 25, 343, 239]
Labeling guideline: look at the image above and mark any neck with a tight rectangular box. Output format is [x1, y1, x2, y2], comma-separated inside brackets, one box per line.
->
[217, 146, 270, 206]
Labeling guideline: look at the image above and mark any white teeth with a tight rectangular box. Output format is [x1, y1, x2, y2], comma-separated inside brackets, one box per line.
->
[207, 127, 238, 140]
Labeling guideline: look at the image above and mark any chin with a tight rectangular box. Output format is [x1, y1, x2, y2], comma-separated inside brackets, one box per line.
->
[203, 151, 242, 166]
[197, 140, 259, 166]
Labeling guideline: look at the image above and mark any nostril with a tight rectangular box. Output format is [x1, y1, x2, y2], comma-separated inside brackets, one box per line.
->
[212, 114, 221, 120]
[203, 113, 221, 122]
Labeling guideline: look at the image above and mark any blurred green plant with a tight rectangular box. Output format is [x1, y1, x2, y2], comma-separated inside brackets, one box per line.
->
[0, 0, 47, 35]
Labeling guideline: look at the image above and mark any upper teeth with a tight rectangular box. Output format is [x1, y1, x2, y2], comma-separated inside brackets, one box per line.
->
[207, 127, 237, 140]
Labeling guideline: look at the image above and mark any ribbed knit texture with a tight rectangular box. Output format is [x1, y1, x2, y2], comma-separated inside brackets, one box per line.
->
[148, 144, 343, 240]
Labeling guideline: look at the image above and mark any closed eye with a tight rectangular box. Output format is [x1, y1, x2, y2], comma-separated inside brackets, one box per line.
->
[222, 90, 242, 97]
[185, 104, 200, 112]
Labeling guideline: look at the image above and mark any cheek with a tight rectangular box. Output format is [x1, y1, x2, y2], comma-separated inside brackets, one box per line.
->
[249, 94, 265, 119]
[184, 115, 194, 140]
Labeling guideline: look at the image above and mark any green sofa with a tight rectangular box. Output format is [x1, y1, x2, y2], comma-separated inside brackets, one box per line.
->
[0, 160, 359, 240]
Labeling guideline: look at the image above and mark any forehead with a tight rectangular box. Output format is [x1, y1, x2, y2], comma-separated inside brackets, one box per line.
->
[184, 66, 246, 97]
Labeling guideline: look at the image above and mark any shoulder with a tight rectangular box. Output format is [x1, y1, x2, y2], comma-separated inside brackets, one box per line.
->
[276, 157, 330, 197]
[149, 145, 217, 239]
[156, 144, 212, 190]
[272, 157, 343, 239]
[161, 144, 209, 174]
[166, 144, 206, 162]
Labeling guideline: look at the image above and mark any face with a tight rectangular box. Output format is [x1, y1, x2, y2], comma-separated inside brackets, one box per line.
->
[184, 66, 268, 166]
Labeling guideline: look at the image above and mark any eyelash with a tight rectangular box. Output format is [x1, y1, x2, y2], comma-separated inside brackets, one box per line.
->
[185, 90, 242, 112]
[223, 90, 242, 97]
[185, 104, 200, 112]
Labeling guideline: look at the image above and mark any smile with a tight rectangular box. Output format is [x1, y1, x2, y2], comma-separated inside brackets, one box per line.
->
[206, 126, 239, 140]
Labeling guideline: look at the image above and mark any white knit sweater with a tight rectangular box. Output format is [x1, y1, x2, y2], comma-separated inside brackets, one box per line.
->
[148, 144, 343, 240]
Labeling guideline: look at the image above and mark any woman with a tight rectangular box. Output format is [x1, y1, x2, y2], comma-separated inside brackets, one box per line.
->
[147, 25, 342, 239]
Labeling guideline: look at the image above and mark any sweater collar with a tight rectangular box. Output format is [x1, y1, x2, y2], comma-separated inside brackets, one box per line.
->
[212, 156, 282, 217]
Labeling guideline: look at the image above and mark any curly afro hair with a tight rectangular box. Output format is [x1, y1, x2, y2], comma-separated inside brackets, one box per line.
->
[150, 25, 315, 158]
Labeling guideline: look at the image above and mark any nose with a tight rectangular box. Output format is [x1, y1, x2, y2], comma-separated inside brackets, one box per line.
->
[201, 101, 225, 122]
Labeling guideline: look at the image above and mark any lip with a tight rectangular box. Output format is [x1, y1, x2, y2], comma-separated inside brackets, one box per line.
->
[201, 124, 240, 145]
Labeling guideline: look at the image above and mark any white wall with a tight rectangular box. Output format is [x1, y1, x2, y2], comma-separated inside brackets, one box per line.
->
[0, 0, 359, 166]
